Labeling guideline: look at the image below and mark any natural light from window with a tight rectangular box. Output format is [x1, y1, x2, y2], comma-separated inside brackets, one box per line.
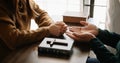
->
[31, 0, 108, 30]
[93, 0, 108, 29]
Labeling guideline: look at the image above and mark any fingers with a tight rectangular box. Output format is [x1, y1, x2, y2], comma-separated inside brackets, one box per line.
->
[69, 26, 81, 32]
[60, 25, 67, 34]
[72, 32, 86, 39]
[68, 27, 74, 32]
[72, 32, 80, 37]
[80, 21, 88, 26]
[66, 32, 78, 40]
[58, 22, 67, 34]
[53, 21, 67, 36]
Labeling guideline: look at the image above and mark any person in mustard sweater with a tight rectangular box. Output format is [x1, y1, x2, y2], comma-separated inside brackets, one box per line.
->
[66, 21, 120, 63]
[0, 0, 67, 62]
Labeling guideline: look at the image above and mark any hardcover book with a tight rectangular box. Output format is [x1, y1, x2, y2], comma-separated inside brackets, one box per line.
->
[38, 34, 74, 58]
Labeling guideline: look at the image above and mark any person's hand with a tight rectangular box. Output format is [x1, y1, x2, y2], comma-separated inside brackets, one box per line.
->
[66, 21, 98, 42]
[66, 31, 96, 42]
[79, 21, 99, 36]
[68, 21, 99, 36]
[48, 21, 67, 37]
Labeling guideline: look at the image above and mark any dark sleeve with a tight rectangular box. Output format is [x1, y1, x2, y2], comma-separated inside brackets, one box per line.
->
[97, 29, 120, 48]
[90, 38, 118, 63]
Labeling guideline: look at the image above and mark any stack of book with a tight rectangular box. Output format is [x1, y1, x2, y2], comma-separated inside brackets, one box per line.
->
[63, 11, 88, 26]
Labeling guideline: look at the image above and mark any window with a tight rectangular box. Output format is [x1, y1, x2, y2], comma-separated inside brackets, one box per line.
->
[31, 0, 108, 30]
[84, 0, 108, 29]
[34, 0, 81, 21]
[31, 0, 82, 30]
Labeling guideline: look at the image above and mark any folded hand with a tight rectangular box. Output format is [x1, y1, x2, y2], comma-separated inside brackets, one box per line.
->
[48, 21, 67, 37]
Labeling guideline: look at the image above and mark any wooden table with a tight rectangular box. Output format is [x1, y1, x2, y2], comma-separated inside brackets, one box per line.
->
[38, 46, 90, 63]
[2, 42, 90, 63]
[38, 34, 90, 63]
[2, 34, 90, 63]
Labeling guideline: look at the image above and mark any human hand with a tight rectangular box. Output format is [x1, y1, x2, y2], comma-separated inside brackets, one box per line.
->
[48, 21, 67, 37]
[66, 31, 96, 42]
[66, 21, 98, 36]
[65, 21, 98, 42]
[78, 21, 99, 36]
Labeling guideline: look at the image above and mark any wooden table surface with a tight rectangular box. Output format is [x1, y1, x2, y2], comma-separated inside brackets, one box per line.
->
[2, 42, 90, 63]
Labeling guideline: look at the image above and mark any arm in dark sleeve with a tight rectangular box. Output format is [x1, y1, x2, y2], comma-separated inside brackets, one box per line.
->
[90, 38, 118, 63]
[97, 29, 120, 48]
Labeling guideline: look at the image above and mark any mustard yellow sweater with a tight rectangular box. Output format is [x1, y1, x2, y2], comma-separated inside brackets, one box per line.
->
[0, 0, 53, 62]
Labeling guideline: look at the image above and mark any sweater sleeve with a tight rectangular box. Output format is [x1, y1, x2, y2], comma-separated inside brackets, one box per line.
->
[0, 22, 50, 50]
[29, 0, 54, 27]
[90, 38, 118, 63]
[0, 6, 50, 50]
[97, 29, 120, 48]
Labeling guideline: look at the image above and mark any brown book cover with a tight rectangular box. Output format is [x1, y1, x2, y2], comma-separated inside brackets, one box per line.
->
[63, 11, 88, 23]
